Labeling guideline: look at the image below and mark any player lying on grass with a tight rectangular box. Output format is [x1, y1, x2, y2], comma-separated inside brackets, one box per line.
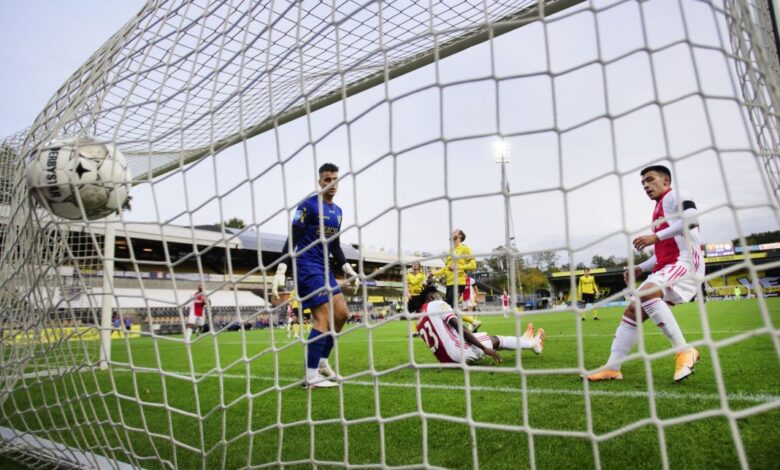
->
[586, 165, 703, 383]
[416, 284, 545, 364]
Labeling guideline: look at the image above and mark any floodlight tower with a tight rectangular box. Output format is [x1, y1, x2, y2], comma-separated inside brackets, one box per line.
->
[495, 140, 516, 250]
[495, 139, 521, 301]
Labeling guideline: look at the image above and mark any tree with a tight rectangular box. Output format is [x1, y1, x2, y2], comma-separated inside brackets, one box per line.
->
[732, 230, 780, 246]
[481, 245, 526, 293]
[519, 267, 549, 295]
[633, 249, 652, 265]
[223, 217, 246, 229]
[531, 251, 559, 273]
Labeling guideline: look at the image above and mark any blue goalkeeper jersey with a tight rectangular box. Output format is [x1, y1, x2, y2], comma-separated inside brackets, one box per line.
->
[291, 194, 342, 273]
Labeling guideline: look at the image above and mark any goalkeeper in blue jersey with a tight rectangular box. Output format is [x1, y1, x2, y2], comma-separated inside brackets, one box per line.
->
[272, 163, 359, 388]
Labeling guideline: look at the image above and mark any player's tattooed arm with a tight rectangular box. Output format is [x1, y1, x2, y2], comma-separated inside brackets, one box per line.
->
[447, 317, 502, 363]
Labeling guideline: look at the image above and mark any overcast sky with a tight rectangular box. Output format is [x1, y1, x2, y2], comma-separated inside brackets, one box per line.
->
[1, 0, 778, 268]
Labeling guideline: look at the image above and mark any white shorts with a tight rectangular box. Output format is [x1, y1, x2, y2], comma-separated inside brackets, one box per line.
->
[463, 299, 475, 308]
[640, 260, 704, 305]
[187, 313, 206, 326]
[445, 333, 493, 363]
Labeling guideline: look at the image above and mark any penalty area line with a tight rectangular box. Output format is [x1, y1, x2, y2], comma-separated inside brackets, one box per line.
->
[108, 368, 780, 404]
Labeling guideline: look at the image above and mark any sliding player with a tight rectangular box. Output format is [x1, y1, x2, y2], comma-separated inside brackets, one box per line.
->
[272, 163, 359, 388]
[432, 229, 479, 330]
[587, 165, 704, 382]
[417, 285, 544, 365]
[578, 268, 600, 321]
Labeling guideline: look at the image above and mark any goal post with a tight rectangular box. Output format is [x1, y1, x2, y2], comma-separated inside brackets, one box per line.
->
[99, 214, 117, 371]
[1, 0, 780, 469]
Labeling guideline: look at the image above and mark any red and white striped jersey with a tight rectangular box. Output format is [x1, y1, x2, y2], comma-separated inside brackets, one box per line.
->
[651, 188, 703, 272]
[462, 277, 475, 301]
[416, 300, 469, 363]
[191, 292, 206, 317]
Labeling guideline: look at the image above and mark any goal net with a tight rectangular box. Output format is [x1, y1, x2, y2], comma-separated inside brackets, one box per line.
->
[1, 0, 779, 468]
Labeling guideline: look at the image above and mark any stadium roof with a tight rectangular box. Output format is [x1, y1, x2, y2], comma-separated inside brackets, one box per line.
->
[80, 222, 438, 266]
[54, 288, 266, 310]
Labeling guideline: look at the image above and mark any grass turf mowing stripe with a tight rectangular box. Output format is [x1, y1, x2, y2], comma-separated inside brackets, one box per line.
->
[108, 367, 780, 404]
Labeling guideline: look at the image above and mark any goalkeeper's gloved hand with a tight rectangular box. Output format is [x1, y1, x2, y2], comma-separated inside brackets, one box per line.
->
[271, 263, 287, 299]
[342, 262, 360, 293]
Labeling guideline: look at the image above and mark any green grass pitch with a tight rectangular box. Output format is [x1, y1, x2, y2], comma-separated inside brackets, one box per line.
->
[3, 298, 779, 469]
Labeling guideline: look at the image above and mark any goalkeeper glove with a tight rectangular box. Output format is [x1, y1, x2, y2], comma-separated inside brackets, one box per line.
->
[271, 263, 287, 299]
[342, 262, 360, 293]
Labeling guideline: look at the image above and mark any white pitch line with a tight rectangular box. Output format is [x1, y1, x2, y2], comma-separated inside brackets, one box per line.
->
[110, 368, 780, 404]
[202, 330, 762, 345]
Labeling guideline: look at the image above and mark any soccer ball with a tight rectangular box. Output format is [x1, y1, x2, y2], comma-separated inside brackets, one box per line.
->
[26, 137, 131, 220]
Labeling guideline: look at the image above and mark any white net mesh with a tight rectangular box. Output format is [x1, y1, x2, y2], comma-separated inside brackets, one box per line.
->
[2, 0, 780, 468]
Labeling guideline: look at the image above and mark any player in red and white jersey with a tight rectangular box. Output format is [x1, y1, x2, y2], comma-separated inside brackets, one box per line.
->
[416, 286, 544, 364]
[501, 291, 510, 318]
[286, 303, 296, 338]
[460, 276, 481, 332]
[185, 284, 207, 343]
[587, 165, 704, 383]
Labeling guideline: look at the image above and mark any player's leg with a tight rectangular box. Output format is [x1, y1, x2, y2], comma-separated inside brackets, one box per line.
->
[589, 274, 696, 381]
[194, 317, 202, 337]
[491, 322, 545, 355]
[648, 269, 701, 381]
[465, 303, 481, 331]
[302, 269, 347, 386]
[315, 293, 348, 378]
[304, 299, 337, 386]
[407, 298, 416, 336]
[457, 285, 478, 330]
[408, 294, 425, 337]
[445, 285, 456, 307]
[184, 309, 198, 342]
[586, 300, 646, 381]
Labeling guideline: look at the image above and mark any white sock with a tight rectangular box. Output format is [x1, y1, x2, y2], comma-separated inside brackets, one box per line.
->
[496, 335, 534, 350]
[642, 298, 687, 349]
[318, 358, 329, 368]
[185, 328, 191, 342]
[606, 318, 638, 370]
[306, 368, 320, 381]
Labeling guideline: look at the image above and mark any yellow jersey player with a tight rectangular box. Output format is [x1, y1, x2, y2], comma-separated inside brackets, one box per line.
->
[578, 268, 600, 320]
[432, 229, 479, 331]
[406, 262, 427, 335]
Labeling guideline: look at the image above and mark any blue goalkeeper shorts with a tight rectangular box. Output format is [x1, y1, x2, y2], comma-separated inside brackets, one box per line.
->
[296, 268, 342, 310]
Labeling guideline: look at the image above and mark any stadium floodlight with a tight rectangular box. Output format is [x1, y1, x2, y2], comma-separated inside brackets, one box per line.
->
[494, 139, 511, 165]
[495, 138, 520, 299]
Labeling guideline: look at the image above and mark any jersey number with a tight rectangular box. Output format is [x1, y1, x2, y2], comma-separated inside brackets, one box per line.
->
[419, 322, 439, 353]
